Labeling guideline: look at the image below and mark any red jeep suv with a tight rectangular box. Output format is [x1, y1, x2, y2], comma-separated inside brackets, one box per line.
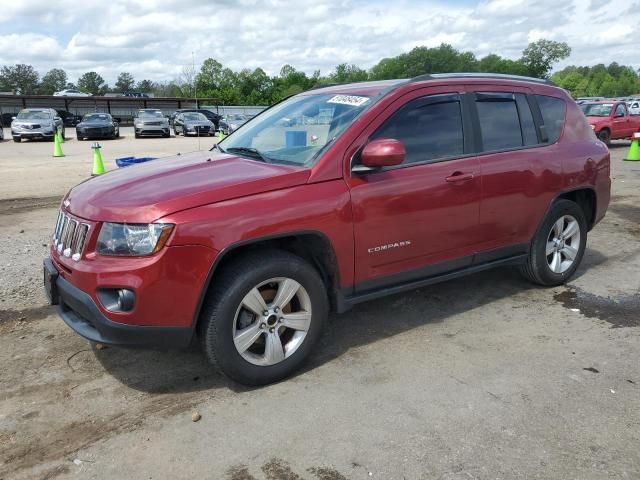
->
[44, 73, 610, 385]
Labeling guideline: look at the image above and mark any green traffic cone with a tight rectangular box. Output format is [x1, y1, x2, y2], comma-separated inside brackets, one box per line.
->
[218, 130, 225, 141]
[91, 143, 105, 176]
[625, 138, 640, 161]
[53, 130, 65, 157]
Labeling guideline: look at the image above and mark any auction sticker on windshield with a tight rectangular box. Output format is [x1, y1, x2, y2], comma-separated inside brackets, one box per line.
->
[327, 95, 370, 107]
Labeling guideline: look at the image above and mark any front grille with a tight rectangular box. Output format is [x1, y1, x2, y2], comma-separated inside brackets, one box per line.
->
[86, 127, 108, 135]
[144, 121, 162, 126]
[53, 211, 90, 261]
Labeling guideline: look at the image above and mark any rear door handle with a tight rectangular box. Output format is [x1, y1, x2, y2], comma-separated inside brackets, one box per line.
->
[445, 172, 474, 183]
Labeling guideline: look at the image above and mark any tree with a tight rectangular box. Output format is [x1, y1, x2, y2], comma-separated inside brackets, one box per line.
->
[136, 79, 154, 93]
[0, 64, 39, 94]
[520, 40, 571, 78]
[330, 64, 368, 83]
[39, 68, 67, 94]
[115, 72, 135, 92]
[77, 71, 107, 95]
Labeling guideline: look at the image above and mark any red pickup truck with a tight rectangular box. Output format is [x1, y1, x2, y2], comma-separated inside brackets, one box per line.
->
[45, 73, 610, 385]
[581, 100, 640, 145]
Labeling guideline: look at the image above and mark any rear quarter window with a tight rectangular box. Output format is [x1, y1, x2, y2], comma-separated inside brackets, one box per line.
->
[535, 95, 566, 144]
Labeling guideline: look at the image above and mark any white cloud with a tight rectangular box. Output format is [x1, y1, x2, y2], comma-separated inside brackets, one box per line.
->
[0, 0, 637, 85]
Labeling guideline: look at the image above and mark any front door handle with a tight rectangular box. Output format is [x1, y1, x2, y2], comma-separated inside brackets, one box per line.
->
[445, 172, 474, 183]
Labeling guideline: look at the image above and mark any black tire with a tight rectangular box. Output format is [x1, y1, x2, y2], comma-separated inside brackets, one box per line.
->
[199, 250, 328, 386]
[77, 135, 83, 141]
[61, 128, 66, 140]
[174, 128, 179, 136]
[597, 129, 610, 145]
[519, 199, 587, 286]
[134, 132, 140, 139]
[13, 137, 21, 142]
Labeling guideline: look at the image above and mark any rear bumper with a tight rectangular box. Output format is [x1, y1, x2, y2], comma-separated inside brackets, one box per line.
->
[45, 257, 194, 349]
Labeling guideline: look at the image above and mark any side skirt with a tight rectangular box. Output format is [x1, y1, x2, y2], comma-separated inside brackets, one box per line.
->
[336, 253, 528, 313]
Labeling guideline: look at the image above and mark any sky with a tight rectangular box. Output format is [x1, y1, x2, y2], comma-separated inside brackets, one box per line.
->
[0, 0, 638, 85]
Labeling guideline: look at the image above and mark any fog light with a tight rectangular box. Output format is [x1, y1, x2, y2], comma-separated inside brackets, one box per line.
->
[97, 288, 136, 312]
[117, 289, 135, 312]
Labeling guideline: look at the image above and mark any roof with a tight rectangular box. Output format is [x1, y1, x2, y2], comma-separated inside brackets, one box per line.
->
[304, 73, 556, 97]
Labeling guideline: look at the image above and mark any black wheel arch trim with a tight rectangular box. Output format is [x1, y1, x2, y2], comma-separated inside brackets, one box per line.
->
[533, 186, 598, 244]
[190, 230, 342, 329]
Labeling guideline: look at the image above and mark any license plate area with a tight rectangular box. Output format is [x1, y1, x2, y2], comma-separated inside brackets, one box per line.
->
[43, 259, 59, 305]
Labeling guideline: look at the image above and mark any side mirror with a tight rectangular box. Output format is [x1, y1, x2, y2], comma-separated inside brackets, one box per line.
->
[11, 116, 16, 120]
[354, 138, 405, 172]
[615, 112, 624, 118]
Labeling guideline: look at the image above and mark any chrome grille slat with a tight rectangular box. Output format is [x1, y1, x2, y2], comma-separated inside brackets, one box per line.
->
[52, 211, 90, 261]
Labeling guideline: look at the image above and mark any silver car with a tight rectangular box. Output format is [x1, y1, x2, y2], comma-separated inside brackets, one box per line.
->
[134, 109, 170, 138]
[53, 89, 92, 97]
[11, 108, 64, 142]
[173, 112, 215, 136]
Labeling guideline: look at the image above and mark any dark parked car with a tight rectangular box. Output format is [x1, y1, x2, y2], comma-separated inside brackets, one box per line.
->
[173, 112, 215, 136]
[76, 113, 120, 140]
[56, 110, 82, 127]
[45, 73, 610, 386]
[170, 109, 221, 130]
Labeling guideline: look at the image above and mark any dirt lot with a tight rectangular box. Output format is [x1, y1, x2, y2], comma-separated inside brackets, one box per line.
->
[0, 129, 639, 480]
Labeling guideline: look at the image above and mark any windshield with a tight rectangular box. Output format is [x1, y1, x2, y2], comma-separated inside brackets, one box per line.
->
[83, 113, 111, 122]
[138, 111, 163, 118]
[184, 113, 207, 121]
[17, 110, 52, 120]
[218, 93, 372, 166]
[581, 104, 613, 117]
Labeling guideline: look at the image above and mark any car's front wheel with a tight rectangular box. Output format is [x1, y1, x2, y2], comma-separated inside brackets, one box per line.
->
[519, 199, 587, 286]
[199, 250, 328, 386]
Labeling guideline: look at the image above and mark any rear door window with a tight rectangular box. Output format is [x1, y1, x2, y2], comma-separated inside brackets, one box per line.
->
[371, 94, 465, 164]
[475, 92, 524, 151]
[535, 95, 566, 144]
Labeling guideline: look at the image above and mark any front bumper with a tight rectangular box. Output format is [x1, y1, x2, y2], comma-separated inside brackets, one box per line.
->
[77, 126, 114, 138]
[135, 125, 170, 136]
[44, 258, 193, 349]
[12, 128, 55, 139]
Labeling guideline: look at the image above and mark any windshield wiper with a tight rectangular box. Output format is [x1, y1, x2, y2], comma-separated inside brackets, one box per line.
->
[225, 147, 271, 163]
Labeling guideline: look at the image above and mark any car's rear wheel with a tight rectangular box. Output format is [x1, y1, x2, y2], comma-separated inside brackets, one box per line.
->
[199, 250, 327, 386]
[597, 129, 610, 145]
[519, 199, 587, 286]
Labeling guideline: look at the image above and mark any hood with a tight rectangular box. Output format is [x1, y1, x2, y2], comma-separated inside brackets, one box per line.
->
[14, 118, 53, 126]
[65, 150, 310, 222]
[184, 120, 212, 127]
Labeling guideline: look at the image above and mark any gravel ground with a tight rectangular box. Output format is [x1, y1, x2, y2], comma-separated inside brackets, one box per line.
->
[0, 134, 638, 480]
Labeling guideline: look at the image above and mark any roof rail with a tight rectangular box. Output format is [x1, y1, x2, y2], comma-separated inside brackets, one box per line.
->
[410, 73, 556, 86]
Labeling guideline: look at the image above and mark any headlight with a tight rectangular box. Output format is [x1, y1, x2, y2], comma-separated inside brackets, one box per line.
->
[591, 125, 596, 130]
[97, 223, 174, 256]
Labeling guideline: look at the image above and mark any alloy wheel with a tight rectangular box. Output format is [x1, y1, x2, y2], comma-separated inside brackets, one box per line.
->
[546, 215, 581, 274]
[232, 277, 312, 366]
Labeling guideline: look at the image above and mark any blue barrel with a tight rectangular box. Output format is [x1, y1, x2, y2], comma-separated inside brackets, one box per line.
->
[285, 131, 306, 148]
[115, 156, 158, 168]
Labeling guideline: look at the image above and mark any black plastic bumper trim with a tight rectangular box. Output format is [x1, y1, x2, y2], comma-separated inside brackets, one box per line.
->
[48, 259, 193, 349]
